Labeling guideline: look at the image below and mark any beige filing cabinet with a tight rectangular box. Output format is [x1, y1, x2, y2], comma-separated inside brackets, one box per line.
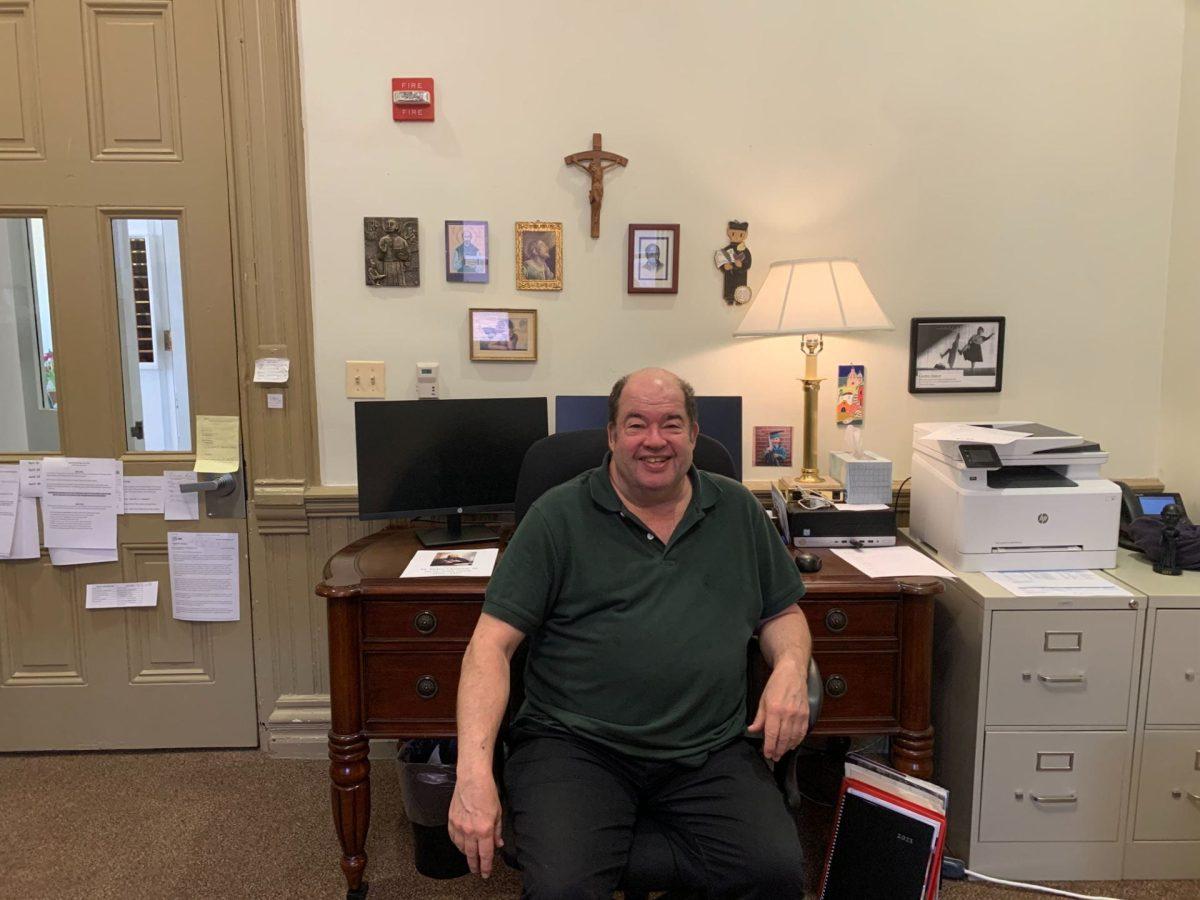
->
[930, 563, 1145, 881]
[1109, 550, 1200, 879]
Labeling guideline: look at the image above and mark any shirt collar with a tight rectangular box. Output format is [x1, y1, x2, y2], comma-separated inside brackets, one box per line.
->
[588, 451, 722, 514]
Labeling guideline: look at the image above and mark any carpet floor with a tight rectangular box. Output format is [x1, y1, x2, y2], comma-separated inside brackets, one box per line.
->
[0, 749, 1196, 900]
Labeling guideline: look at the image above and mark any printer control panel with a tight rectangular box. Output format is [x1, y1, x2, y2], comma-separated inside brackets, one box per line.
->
[958, 442, 1002, 469]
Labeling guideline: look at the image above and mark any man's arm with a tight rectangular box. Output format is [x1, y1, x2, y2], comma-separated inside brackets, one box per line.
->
[748, 606, 813, 761]
[448, 612, 526, 879]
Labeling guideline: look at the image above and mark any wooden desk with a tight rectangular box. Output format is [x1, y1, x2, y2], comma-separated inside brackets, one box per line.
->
[318, 526, 942, 898]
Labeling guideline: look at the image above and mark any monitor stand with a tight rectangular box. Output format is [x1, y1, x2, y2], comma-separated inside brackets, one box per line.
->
[416, 513, 496, 548]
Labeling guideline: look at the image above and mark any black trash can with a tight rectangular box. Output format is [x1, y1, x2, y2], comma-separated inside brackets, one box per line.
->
[397, 739, 470, 879]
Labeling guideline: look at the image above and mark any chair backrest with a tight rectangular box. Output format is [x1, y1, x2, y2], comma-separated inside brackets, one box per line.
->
[513, 428, 736, 524]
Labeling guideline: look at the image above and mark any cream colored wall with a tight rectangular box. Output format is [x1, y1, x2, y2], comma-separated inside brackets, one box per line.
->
[1161, 0, 1200, 505]
[298, 1, 1184, 486]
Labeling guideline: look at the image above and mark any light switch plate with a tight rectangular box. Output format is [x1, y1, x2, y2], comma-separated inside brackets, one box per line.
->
[346, 361, 386, 398]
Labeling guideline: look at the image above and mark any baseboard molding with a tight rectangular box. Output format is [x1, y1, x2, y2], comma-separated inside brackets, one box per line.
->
[264, 694, 403, 761]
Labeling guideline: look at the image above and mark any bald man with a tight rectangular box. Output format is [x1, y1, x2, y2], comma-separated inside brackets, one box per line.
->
[449, 368, 813, 899]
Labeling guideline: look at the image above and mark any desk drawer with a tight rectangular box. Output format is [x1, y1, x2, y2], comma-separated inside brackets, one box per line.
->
[1133, 730, 1200, 841]
[803, 601, 898, 640]
[811, 651, 897, 724]
[1146, 610, 1200, 726]
[362, 600, 482, 642]
[979, 730, 1126, 843]
[363, 650, 464, 725]
[985, 610, 1135, 727]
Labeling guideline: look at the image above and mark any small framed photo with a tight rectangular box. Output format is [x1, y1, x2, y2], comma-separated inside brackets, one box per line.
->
[445, 220, 488, 283]
[628, 224, 680, 293]
[469, 308, 538, 362]
[754, 426, 793, 467]
[515, 221, 562, 291]
[909, 317, 1005, 393]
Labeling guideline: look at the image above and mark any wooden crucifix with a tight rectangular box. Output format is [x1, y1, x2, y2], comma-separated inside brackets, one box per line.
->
[564, 133, 628, 238]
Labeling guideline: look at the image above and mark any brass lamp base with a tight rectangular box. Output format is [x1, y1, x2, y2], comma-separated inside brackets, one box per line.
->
[798, 374, 824, 482]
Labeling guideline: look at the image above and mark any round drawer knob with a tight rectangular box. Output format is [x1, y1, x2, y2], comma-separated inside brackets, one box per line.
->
[416, 675, 439, 699]
[824, 675, 848, 698]
[414, 611, 438, 635]
[824, 608, 848, 633]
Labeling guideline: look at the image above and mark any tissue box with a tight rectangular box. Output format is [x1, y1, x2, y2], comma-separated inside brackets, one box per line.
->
[828, 450, 892, 505]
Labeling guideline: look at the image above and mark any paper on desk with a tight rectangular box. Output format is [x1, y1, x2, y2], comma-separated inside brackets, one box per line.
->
[833, 503, 890, 511]
[163, 471, 200, 521]
[832, 546, 957, 580]
[919, 425, 1031, 445]
[0, 466, 19, 554]
[168, 531, 240, 621]
[49, 547, 119, 566]
[984, 570, 1133, 598]
[253, 357, 290, 383]
[86, 581, 158, 609]
[0, 497, 40, 560]
[193, 415, 240, 473]
[18, 459, 43, 497]
[123, 476, 165, 514]
[401, 548, 499, 579]
[41, 458, 119, 550]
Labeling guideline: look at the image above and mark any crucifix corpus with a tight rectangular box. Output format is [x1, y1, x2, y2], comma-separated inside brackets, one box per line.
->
[564, 133, 628, 238]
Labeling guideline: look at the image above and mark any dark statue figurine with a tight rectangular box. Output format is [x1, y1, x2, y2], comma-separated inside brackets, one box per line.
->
[714, 220, 752, 305]
[1154, 504, 1184, 576]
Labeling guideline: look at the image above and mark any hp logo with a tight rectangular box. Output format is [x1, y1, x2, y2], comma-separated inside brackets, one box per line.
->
[1037, 513, 1049, 524]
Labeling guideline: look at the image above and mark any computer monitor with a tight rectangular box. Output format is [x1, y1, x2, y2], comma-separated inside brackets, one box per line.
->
[355, 397, 549, 547]
[554, 395, 743, 480]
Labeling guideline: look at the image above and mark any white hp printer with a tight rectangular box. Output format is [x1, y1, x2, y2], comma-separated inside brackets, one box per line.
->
[909, 422, 1120, 571]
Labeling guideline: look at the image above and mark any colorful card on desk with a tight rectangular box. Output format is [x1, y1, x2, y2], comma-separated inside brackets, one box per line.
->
[400, 548, 498, 578]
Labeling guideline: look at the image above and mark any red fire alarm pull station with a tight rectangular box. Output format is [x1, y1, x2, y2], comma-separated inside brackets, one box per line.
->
[392, 78, 435, 121]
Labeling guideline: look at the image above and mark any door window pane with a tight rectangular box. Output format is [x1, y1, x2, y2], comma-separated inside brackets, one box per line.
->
[112, 219, 191, 451]
[0, 217, 60, 452]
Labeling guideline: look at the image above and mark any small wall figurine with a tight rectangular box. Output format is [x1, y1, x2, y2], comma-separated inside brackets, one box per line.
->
[714, 220, 752, 304]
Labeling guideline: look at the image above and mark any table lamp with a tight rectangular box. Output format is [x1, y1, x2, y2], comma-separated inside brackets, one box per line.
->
[733, 258, 892, 483]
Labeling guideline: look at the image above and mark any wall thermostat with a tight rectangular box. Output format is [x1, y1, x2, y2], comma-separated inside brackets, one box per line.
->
[416, 362, 439, 399]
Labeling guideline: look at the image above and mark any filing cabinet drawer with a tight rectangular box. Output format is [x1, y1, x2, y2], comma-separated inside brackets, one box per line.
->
[363, 650, 464, 725]
[985, 610, 1136, 727]
[1133, 730, 1200, 841]
[1146, 610, 1200, 726]
[803, 601, 898, 640]
[979, 731, 1126, 843]
[362, 600, 482, 642]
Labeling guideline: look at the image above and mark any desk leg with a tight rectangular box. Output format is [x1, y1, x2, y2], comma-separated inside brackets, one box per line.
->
[892, 591, 935, 780]
[330, 731, 371, 898]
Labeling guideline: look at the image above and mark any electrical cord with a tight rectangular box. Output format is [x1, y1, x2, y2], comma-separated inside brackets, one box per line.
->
[958, 867, 1128, 900]
[893, 476, 911, 510]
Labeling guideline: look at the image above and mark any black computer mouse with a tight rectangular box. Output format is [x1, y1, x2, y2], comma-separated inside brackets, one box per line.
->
[795, 552, 822, 574]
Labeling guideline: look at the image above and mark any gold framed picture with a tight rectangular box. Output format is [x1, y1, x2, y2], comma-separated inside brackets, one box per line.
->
[515, 221, 562, 291]
[469, 308, 538, 362]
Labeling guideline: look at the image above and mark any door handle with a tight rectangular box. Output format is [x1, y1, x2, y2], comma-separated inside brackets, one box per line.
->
[179, 473, 237, 498]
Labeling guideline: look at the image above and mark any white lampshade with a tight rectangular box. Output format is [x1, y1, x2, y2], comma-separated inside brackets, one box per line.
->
[733, 258, 893, 337]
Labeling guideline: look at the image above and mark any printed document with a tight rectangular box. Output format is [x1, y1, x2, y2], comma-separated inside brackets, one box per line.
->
[832, 546, 957, 580]
[0, 466, 19, 554]
[168, 531, 240, 621]
[918, 424, 1030, 445]
[401, 548, 499, 579]
[0, 496, 40, 560]
[163, 471, 200, 520]
[18, 459, 43, 497]
[86, 581, 158, 609]
[984, 569, 1133, 598]
[194, 415, 241, 473]
[252, 357, 290, 383]
[123, 476, 166, 514]
[41, 458, 119, 550]
[49, 547, 119, 566]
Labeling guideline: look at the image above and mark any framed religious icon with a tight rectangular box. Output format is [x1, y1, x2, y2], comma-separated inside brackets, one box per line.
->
[515, 221, 563, 291]
[444, 220, 489, 283]
[627, 224, 680, 294]
[364, 217, 419, 286]
[469, 308, 538, 362]
[908, 316, 1005, 393]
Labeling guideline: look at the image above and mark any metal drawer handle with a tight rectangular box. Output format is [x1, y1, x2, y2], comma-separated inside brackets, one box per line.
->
[1036, 672, 1086, 684]
[824, 609, 848, 633]
[1188, 791, 1200, 804]
[415, 675, 439, 699]
[1031, 792, 1077, 804]
[824, 675, 848, 698]
[413, 611, 438, 635]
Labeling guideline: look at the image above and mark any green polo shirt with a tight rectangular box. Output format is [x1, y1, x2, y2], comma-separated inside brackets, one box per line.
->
[482, 455, 804, 761]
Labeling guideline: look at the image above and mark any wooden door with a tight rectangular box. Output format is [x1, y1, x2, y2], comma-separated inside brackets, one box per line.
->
[0, 0, 256, 749]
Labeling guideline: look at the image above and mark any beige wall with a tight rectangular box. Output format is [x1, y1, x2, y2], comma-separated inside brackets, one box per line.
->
[1161, 0, 1200, 504]
[298, 1, 1184, 486]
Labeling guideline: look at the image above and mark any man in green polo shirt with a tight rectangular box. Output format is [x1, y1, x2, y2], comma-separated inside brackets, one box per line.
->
[449, 368, 813, 898]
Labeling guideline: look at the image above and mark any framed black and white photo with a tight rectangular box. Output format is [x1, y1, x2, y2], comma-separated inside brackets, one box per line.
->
[908, 317, 1005, 393]
[628, 224, 680, 294]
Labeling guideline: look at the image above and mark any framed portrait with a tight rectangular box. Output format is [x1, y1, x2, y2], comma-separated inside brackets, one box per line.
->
[627, 224, 680, 294]
[753, 425, 793, 468]
[515, 221, 563, 291]
[444, 220, 488, 283]
[469, 308, 538, 362]
[908, 317, 1005, 393]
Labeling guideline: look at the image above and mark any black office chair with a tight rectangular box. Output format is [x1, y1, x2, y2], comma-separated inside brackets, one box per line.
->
[497, 429, 822, 897]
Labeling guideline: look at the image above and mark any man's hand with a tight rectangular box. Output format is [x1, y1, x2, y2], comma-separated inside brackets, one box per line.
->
[448, 770, 504, 879]
[746, 656, 810, 762]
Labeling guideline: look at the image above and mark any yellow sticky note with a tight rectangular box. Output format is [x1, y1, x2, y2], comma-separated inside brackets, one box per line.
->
[194, 415, 241, 473]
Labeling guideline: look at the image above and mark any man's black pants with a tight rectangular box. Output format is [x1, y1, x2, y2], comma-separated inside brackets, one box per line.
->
[503, 726, 805, 899]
